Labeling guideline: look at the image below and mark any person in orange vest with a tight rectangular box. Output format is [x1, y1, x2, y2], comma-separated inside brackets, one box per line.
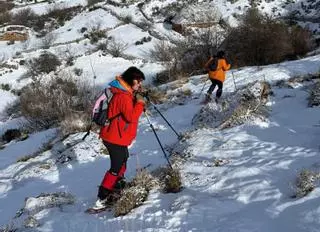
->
[204, 51, 231, 103]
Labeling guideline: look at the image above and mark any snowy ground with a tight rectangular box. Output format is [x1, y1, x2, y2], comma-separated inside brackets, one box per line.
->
[1, 0, 320, 231]
[0, 53, 319, 231]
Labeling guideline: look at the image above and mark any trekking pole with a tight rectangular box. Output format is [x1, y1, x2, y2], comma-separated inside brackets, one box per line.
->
[82, 123, 91, 140]
[143, 110, 173, 169]
[197, 78, 208, 99]
[231, 71, 237, 91]
[145, 95, 181, 139]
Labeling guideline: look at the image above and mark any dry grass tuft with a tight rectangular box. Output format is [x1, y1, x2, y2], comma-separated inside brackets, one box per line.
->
[113, 170, 159, 217]
[192, 81, 271, 129]
[113, 185, 148, 217]
[146, 87, 168, 104]
[294, 169, 320, 198]
[131, 169, 159, 191]
[308, 82, 320, 107]
[163, 168, 182, 193]
[219, 91, 269, 129]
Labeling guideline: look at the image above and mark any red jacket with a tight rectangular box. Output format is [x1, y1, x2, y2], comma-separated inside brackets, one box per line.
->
[99, 76, 145, 146]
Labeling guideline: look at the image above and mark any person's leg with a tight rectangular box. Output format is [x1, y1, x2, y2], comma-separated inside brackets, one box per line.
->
[114, 148, 129, 190]
[207, 79, 217, 96]
[98, 141, 128, 200]
[215, 80, 223, 99]
[118, 149, 129, 178]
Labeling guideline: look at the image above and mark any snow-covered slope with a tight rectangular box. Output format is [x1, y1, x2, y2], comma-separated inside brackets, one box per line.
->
[0, 51, 320, 231]
[0, 0, 320, 231]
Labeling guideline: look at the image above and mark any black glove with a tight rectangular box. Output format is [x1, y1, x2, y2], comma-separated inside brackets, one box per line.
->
[135, 92, 146, 104]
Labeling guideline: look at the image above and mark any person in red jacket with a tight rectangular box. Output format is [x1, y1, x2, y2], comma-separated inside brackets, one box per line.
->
[94, 66, 146, 209]
[204, 50, 231, 103]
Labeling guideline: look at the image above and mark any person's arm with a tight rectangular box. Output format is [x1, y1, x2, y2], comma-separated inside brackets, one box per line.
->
[204, 57, 214, 71]
[118, 95, 144, 123]
[222, 59, 231, 71]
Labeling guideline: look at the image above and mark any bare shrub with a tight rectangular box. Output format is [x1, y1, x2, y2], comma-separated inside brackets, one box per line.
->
[260, 81, 272, 102]
[47, 5, 82, 26]
[26, 52, 61, 76]
[41, 32, 57, 49]
[177, 28, 225, 73]
[131, 169, 159, 191]
[224, 8, 304, 66]
[0, 12, 12, 25]
[151, 166, 183, 193]
[153, 70, 170, 85]
[87, 0, 104, 6]
[0, 83, 11, 91]
[20, 72, 93, 130]
[30, 14, 48, 32]
[86, 22, 107, 44]
[149, 28, 224, 83]
[114, 170, 158, 217]
[147, 41, 175, 62]
[144, 87, 168, 104]
[289, 25, 314, 58]
[11, 8, 37, 28]
[58, 45, 75, 66]
[96, 41, 108, 52]
[119, 14, 132, 24]
[163, 168, 182, 193]
[135, 19, 152, 31]
[0, 2, 14, 14]
[108, 38, 128, 57]
[4, 99, 21, 119]
[73, 68, 83, 76]
[0, 223, 17, 232]
[219, 91, 269, 129]
[60, 112, 91, 136]
[192, 81, 270, 129]
[88, 30, 106, 44]
[308, 81, 320, 107]
[2, 129, 22, 143]
[294, 169, 320, 198]
[24, 216, 40, 228]
[23, 192, 75, 215]
[114, 185, 148, 217]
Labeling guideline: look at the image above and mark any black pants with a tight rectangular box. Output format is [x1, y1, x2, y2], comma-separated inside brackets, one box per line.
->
[207, 79, 223, 98]
[103, 141, 129, 175]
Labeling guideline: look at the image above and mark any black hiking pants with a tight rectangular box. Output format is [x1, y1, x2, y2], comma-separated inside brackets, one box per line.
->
[103, 141, 129, 175]
[207, 79, 223, 98]
[98, 141, 129, 200]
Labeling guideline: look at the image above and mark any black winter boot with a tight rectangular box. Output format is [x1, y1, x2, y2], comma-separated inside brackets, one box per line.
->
[97, 186, 111, 201]
[114, 177, 127, 190]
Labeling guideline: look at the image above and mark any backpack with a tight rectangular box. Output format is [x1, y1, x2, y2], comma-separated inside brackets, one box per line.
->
[208, 57, 218, 71]
[92, 88, 113, 126]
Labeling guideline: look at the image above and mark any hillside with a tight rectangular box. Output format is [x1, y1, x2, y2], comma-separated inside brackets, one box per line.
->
[0, 0, 320, 231]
